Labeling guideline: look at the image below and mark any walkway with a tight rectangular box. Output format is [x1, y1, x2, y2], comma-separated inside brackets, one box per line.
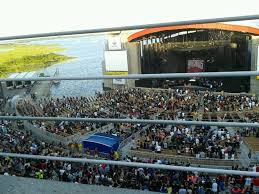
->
[227, 127, 251, 167]
[0, 176, 155, 194]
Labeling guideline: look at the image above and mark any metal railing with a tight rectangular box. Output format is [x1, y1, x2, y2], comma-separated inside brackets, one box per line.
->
[0, 14, 258, 41]
[1, 116, 259, 128]
[1, 71, 259, 82]
[0, 152, 258, 176]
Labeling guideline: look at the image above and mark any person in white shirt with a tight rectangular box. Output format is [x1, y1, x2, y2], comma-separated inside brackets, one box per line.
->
[212, 180, 218, 193]
[248, 102, 252, 109]
[59, 169, 65, 176]
[245, 177, 252, 190]
[156, 145, 161, 153]
[225, 153, 229, 160]
[132, 156, 137, 161]
[67, 164, 71, 171]
[185, 127, 189, 134]
[226, 133, 230, 140]
[185, 147, 190, 154]
[195, 138, 199, 144]
[156, 159, 162, 164]
[163, 142, 168, 149]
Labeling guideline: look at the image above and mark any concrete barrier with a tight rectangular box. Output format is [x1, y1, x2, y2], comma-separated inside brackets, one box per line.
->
[129, 149, 240, 167]
[22, 120, 64, 145]
[15, 97, 115, 145]
[118, 124, 151, 152]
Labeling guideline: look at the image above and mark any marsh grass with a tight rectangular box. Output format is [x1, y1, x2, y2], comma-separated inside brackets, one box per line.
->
[0, 43, 75, 77]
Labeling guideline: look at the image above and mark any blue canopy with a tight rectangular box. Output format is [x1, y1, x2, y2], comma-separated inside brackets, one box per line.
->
[82, 133, 120, 154]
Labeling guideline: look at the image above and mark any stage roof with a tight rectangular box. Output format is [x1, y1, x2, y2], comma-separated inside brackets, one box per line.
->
[128, 23, 259, 42]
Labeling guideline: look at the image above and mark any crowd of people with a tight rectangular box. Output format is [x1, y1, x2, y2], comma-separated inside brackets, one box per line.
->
[16, 98, 102, 136]
[162, 78, 224, 92]
[94, 88, 200, 118]
[14, 88, 259, 162]
[17, 89, 259, 137]
[0, 117, 69, 156]
[203, 92, 259, 112]
[1, 87, 259, 193]
[1, 149, 259, 193]
[134, 124, 241, 160]
[16, 88, 200, 137]
[105, 123, 140, 140]
[0, 97, 8, 115]
[3, 88, 256, 133]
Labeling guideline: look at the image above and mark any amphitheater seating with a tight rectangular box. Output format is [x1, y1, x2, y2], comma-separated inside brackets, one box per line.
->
[129, 149, 239, 167]
[244, 137, 259, 152]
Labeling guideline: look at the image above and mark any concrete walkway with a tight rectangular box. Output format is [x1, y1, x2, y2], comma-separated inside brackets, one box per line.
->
[227, 127, 251, 167]
[0, 176, 156, 194]
[31, 81, 51, 97]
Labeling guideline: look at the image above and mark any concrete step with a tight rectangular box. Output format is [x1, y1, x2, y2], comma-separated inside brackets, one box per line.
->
[0, 176, 156, 194]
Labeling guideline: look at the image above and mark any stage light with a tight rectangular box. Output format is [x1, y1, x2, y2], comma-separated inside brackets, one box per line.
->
[230, 43, 238, 49]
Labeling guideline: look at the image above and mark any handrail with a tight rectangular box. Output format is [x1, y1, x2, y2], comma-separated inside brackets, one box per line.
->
[0, 15, 258, 41]
[1, 71, 259, 81]
[0, 116, 259, 127]
[0, 152, 258, 176]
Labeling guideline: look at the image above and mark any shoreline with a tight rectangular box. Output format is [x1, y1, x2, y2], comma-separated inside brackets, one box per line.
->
[0, 43, 76, 78]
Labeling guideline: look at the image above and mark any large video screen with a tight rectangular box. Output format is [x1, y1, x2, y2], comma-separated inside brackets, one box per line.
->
[104, 51, 128, 72]
[187, 59, 204, 73]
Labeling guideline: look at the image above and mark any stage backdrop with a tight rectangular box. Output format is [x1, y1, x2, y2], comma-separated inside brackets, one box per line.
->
[187, 59, 205, 73]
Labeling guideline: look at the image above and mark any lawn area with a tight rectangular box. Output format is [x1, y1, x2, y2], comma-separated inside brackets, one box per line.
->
[0, 43, 75, 77]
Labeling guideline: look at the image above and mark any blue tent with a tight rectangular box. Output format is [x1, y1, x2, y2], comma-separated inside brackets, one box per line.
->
[82, 133, 120, 154]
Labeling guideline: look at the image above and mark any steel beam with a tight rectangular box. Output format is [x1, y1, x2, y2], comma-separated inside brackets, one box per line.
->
[0, 116, 258, 128]
[0, 15, 259, 41]
[0, 152, 258, 176]
[0, 71, 258, 81]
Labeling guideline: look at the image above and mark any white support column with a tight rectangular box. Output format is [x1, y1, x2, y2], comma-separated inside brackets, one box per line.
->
[250, 37, 259, 95]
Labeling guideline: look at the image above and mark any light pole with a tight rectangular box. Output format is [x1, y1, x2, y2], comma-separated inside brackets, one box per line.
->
[0, 82, 4, 98]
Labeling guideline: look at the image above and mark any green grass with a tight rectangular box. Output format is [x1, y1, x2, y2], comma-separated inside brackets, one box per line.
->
[0, 43, 75, 77]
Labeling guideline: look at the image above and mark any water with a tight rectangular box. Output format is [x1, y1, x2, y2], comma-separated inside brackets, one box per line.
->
[31, 35, 105, 97]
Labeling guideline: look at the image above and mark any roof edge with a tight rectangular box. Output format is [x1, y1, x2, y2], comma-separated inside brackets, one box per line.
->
[128, 23, 259, 42]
